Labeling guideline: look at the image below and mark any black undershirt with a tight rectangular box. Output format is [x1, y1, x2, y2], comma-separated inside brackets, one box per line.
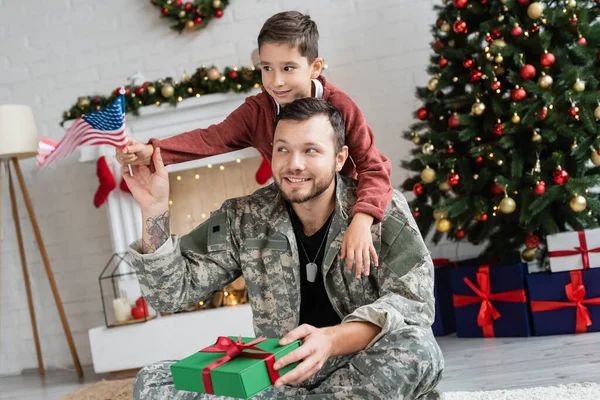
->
[288, 205, 342, 328]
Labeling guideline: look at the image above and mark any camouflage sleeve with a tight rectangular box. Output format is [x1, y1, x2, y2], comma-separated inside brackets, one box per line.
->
[128, 207, 242, 312]
[342, 215, 434, 349]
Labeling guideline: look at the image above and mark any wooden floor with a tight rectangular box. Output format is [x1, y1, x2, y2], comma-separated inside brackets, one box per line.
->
[0, 333, 599, 399]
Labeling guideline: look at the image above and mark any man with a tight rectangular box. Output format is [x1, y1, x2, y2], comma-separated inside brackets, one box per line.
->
[125, 98, 443, 399]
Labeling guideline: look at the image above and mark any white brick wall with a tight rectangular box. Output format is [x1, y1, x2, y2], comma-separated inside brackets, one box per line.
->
[0, 0, 465, 376]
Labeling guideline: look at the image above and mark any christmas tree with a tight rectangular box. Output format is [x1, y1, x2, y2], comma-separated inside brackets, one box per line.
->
[402, 0, 600, 258]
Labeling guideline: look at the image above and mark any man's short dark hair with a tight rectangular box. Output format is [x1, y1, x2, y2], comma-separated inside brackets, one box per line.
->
[258, 11, 319, 63]
[275, 98, 345, 153]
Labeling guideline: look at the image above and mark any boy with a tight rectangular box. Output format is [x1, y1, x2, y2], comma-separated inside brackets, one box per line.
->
[116, 11, 393, 278]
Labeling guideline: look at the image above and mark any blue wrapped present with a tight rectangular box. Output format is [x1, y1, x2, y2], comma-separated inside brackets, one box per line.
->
[432, 259, 456, 336]
[528, 269, 600, 336]
[451, 263, 531, 338]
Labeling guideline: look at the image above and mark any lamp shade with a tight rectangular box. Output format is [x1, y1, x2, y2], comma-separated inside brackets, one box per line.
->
[0, 104, 39, 159]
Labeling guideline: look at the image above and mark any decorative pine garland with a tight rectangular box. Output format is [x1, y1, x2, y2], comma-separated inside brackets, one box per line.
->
[150, 0, 230, 33]
[61, 65, 261, 125]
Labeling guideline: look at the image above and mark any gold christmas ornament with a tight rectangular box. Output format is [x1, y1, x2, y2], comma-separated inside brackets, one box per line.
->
[512, 113, 521, 124]
[532, 132, 542, 142]
[590, 150, 600, 166]
[497, 160, 504, 166]
[147, 86, 156, 95]
[495, 55, 504, 63]
[422, 142, 435, 155]
[492, 39, 507, 48]
[521, 248, 537, 262]
[77, 97, 90, 108]
[213, 0, 222, 7]
[538, 74, 553, 89]
[412, 136, 421, 144]
[527, 2, 545, 19]
[573, 79, 585, 92]
[186, 20, 195, 29]
[421, 167, 436, 183]
[427, 78, 439, 91]
[178, 10, 186, 18]
[496, 66, 505, 76]
[472, 101, 486, 116]
[441, 22, 451, 32]
[499, 197, 517, 214]
[436, 218, 452, 233]
[594, 105, 600, 120]
[434, 209, 448, 220]
[207, 68, 221, 81]
[567, 0, 577, 8]
[570, 195, 587, 212]
[439, 182, 451, 192]
[161, 84, 174, 98]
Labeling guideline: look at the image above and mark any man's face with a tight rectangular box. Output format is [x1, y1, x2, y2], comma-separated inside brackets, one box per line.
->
[272, 115, 347, 204]
[259, 42, 322, 106]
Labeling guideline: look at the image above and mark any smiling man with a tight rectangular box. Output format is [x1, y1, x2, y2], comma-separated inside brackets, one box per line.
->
[126, 98, 443, 400]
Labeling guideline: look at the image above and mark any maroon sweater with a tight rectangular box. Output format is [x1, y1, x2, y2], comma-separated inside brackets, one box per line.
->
[149, 75, 393, 222]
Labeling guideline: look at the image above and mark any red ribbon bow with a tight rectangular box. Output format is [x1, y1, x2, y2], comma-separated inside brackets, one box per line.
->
[200, 336, 280, 394]
[452, 266, 527, 337]
[530, 271, 600, 333]
[548, 230, 600, 270]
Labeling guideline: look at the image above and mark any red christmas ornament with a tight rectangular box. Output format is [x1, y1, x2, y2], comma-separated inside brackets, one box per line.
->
[174, 0, 183, 5]
[491, 28, 502, 38]
[553, 169, 569, 185]
[485, 34, 493, 43]
[491, 183, 504, 195]
[517, 0, 529, 4]
[416, 107, 429, 120]
[577, 37, 587, 46]
[412, 210, 421, 218]
[491, 80, 501, 91]
[448, 146, 455, 155]
[135, 86, 145, 96]
[184, 2, 193, 11]
[511, 87, 527, 101]
[481, 0, 487, 4]
[520, 64, 536, 80]
[413, 183, 425, 196]
[463, 59, 474, 68]
[92, 96, 101, 104]
[215, 9, 224, 18]
[439, 57, 448, 67]
[453, 0, 469, 8]
[456, 229, 466, 239]
[539, 107, 548, 120]
[448, 114, 460, 128]
[525, 232, 540, 249]
[569, 106, 580, 117]
[436, 19, 444, 28]
[476, 156, 483, 163]
[531, 25, 540, 33]
[161, 7, 169, 16]
[453, 20, 467, 33]
[571, 16, 578, 27]
[433, 40, 445, 51]
[470, 70, 483, 82]
[227, 70, 238, 79]
[447, 172, 461, 187]
[479, 213, 488, 221]
[194, 16, 203, 25]
[533, 181, 546, 195]
[540, 52, 555, 67]
[493, 123, 504, 136]
[512, 25, 523, 36]
[114, 87, 130, 96]
[597, 148, 600, 156]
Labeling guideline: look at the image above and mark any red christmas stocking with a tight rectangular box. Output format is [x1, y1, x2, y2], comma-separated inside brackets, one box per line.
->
[120, 177, 131, 193]
[255, 152, 272, 184]
[93, 156, 117, 208]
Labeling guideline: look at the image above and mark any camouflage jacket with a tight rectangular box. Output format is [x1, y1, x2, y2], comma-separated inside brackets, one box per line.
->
[129, 175, 434, 346]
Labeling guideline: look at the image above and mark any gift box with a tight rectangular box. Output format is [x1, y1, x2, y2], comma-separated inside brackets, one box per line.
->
[451, 263, 531, 337]
[171, 336, 301, 399]
[432, 259, 456, 336]
[527, 269, 600, 336]
[546, 229, 600, 273]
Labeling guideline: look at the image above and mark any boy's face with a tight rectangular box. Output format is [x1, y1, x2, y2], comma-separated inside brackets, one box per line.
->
[259, 42, 323, 106]
[272, 115, 347, 204]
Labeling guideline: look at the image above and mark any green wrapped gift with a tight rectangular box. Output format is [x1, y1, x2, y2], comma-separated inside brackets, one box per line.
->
[171, 336, 301, 399]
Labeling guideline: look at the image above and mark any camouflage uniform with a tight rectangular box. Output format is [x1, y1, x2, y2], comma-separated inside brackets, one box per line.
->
[129, 175, 444, 399]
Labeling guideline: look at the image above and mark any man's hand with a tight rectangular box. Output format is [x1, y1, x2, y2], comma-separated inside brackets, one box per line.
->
[116, 137, 154, 166]
[341, 212, 378, 279]
[272, 324, 334, 388]
[122, 147, 169, 213]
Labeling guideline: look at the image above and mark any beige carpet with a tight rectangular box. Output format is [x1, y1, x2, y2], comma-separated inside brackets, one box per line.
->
[64, 380, 600, 399]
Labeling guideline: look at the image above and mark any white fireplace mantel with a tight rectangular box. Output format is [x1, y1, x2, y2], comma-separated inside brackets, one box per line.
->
[78, 90, 260, 373]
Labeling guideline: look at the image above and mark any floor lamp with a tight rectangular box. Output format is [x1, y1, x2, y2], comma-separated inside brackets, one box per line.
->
[0, 104, 83, 378]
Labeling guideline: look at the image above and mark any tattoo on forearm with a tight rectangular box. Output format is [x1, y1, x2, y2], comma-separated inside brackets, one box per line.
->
[143, 211, 170, 254]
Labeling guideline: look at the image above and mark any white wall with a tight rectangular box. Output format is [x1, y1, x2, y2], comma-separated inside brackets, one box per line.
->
[0, 0, 449, 375]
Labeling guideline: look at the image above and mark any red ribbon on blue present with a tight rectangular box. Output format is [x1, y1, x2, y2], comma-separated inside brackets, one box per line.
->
[200, 336, 280, 394]
[452, 265, 527, 337]
[530, 271, 600, 333]
[548, 230, 600, 270]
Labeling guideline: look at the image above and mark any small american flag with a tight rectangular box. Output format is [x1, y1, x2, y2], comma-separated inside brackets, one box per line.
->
[37, 94, 127, 170]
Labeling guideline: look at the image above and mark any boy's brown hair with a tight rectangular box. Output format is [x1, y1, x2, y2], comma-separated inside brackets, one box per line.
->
[258, 11, 319, 63]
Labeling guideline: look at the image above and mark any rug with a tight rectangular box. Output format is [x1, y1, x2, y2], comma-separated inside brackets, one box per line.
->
[64, 380, 600, 399]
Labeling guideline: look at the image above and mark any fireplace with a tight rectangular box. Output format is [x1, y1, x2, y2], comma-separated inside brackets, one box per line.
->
[82, 90, 264, 373]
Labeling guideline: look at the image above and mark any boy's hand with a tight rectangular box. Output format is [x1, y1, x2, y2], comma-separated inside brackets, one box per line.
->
[116, 137, 154, 166]
[341, 213, 378, 279]
[273, 324, 334, 387]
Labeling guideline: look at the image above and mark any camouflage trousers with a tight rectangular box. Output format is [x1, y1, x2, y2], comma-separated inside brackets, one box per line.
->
[133, 325, 444, 400]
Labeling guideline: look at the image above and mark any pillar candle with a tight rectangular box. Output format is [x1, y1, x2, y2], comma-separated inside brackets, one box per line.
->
[113, 298, 132, 323]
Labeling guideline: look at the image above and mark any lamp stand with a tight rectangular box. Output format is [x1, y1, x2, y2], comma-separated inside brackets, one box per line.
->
[1, 157, 83, 379]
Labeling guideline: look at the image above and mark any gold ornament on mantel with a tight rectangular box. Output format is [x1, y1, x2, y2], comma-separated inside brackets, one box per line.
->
[436, 218, 452, 232]
[161, 84, 174, 98]
[77, 97, 90, 108]
[570, 195, 587, 212]
[421, 167, 436, 183]
[207, 68, 221, 81]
